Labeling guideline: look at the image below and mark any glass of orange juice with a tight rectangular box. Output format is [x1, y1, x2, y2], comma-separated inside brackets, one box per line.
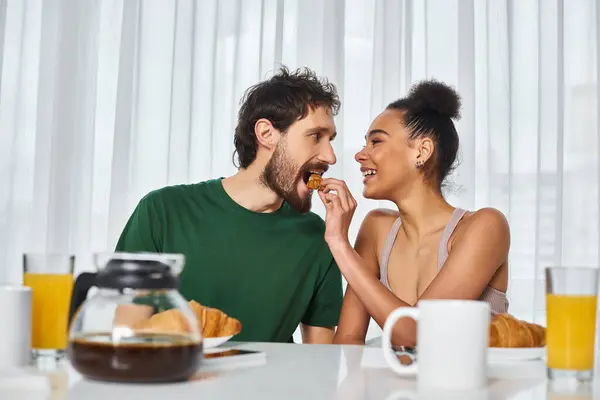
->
[545, 266, 598, 383]
[23, 254, 75, 360]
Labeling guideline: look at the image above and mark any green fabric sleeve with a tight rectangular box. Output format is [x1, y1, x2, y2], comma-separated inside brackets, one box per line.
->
[115, 193, 165, 309]
[115, 193, 163, 253]
[301, 258, 343, 327]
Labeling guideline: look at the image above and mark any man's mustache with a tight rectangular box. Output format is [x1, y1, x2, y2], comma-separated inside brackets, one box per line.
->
[302, 162, 329, 174]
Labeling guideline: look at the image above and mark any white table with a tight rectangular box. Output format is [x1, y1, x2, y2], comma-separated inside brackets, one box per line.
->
[4, 342, 597, 400]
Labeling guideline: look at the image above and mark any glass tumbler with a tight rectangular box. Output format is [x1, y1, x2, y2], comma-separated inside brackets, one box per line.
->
[545, 266, 598, 383]
[23, 254, 75, 360]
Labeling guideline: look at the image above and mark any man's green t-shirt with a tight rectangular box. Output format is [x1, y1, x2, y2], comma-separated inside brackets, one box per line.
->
[115, 178, 343, 342]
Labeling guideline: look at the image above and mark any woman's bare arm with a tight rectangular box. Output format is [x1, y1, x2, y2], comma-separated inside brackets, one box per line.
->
[333, 210, 404, 345]
[330, 242, 414, 346]
[331, 208, 509, 347]
[418, 208, 510, 300]
[333, 286, 371, 345]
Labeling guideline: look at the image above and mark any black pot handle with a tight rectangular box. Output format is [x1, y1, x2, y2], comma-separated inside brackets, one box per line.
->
[68, 272, 97, 326]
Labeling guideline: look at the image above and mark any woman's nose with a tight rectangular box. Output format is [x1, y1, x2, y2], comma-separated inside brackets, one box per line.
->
[355, 147, 367, 163]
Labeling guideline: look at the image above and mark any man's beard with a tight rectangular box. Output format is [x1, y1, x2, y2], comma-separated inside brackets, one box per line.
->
[260, 141, 312, 214]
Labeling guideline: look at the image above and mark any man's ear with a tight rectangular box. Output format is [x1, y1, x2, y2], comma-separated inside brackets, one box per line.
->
[255, 118, 280, 151]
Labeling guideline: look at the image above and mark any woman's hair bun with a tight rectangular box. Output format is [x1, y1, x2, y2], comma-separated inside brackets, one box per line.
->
[407, 79, 461, 120]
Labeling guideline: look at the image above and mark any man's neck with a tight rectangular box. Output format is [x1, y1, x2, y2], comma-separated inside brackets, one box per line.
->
[221, 165, 284, 213]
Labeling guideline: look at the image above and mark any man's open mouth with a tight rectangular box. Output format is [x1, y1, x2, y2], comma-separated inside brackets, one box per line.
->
[302, 170, 324, 185]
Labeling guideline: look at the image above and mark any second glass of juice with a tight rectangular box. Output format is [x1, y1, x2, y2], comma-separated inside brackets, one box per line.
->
[545, 266, 598, 383]
[23, 254, 75, 360]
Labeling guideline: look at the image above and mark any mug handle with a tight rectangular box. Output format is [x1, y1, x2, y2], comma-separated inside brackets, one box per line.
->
[68, 272, 97, 327]
[382, 307, 419, 376]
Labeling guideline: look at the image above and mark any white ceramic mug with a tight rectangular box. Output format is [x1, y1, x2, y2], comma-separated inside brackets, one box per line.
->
[382, 300, 490, 390]
[0, 286, 32, 367]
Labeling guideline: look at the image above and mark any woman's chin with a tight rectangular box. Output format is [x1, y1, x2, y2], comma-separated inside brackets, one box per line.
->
[362, 186, 384, 200]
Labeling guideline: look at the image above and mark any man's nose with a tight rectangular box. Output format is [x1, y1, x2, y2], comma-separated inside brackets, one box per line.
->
[320, 141, 337, 165]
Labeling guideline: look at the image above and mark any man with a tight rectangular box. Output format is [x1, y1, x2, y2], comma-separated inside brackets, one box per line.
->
[114, 67, 343, 344]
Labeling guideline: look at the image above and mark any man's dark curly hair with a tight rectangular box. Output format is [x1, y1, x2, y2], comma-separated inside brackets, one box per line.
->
[233, 66, 341, 169]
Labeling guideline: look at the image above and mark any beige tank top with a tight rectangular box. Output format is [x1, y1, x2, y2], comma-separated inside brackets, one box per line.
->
[379, 208, 508, 314]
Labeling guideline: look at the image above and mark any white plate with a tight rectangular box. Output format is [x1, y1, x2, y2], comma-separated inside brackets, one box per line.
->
[203, 335, 233, 349]
[487, 346, 546, 362]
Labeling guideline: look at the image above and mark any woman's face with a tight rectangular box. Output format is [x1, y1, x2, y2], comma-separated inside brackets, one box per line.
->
[354, 109, 424, 200]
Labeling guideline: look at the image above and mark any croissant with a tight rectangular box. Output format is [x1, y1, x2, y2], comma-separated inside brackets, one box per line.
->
[489, 313, 545, 348]
[188, 300, 242, 337]
[134, 308, 192, 333]
[133, 301, 242, 338]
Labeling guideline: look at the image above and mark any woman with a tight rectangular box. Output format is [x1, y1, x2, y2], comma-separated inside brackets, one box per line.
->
[317, 80, 509, 347]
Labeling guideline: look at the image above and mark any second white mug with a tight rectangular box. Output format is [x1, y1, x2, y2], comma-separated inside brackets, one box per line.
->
[382, 299, 490, 390]
[0, 286, 32, 367]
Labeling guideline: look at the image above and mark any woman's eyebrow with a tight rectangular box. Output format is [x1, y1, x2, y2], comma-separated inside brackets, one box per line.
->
[365, 129, 390, 140]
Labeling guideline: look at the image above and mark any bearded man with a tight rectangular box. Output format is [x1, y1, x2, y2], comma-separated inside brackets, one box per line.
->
[114, 67, 343, 344]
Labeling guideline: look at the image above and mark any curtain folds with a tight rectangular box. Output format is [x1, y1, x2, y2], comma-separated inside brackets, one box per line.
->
[1, 0, 598, 338]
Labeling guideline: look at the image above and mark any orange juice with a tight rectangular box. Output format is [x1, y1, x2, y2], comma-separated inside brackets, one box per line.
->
[546, 294, 597, 370]
[23, 273, 74, 350]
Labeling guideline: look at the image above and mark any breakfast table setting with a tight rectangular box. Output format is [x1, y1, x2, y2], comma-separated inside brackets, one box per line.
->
[0, 253, 598, 399]
[2, 340, 597, 400]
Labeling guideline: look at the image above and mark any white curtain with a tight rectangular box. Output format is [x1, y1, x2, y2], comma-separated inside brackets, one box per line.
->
[1, 0, 598, 339]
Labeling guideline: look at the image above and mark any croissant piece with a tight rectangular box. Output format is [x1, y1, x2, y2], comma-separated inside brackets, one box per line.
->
[527, 322, 545, 346]
[189, 300, 242, 337]
[307, 174, 322, 190]
[133, 309, 191, 334]
[133, 301, 242, 338]
[489, 313, 545, 348]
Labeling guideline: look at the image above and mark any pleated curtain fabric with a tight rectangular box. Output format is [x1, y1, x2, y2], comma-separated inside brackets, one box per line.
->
[0, 0, 598, 340]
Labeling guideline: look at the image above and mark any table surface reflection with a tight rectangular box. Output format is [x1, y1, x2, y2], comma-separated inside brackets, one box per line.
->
[4, 342, 598, 400]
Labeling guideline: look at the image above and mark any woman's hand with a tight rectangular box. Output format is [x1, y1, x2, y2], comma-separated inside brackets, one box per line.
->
[317, 178, 357, 248]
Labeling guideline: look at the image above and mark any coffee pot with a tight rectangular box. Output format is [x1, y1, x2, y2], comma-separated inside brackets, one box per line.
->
[67, 252, 202, 383]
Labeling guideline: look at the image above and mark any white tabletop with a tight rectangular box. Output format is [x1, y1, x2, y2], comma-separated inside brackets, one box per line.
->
[2, 342, 597, 400]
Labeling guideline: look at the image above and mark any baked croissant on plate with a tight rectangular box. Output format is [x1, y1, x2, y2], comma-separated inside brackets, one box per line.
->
[134, 300, 242, 338]
[188, 300, 242, 337]
[489, 313, 545, 348]
[134, 308, 191, 332]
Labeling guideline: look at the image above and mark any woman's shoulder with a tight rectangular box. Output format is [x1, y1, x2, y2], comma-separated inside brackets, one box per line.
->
[358, 208, 401, 243]
[449, 208, 510, 285]
[461, 207, 509, 228]
[362, 208, 400, 229]
[355, 208, 401, 264]
[454, 207, 510, 244]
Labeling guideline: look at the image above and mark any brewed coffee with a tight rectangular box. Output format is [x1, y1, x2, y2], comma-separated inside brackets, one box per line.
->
[68, 333, 202, 383]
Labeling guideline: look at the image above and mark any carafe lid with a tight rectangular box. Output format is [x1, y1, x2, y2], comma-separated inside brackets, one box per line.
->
[96, 258, 179, 290]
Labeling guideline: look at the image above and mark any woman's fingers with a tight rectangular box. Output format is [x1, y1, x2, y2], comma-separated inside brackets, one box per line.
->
[324, 192, 343, 212]
[318, 189, 344, 217]
[321, 178, 352, 196]
[319, 190, 343, 212]
[318, 190, 332, 210]
[320, 178, 345, 193]
[340, 180, 357, 210]
[320, 178, 355, 211]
